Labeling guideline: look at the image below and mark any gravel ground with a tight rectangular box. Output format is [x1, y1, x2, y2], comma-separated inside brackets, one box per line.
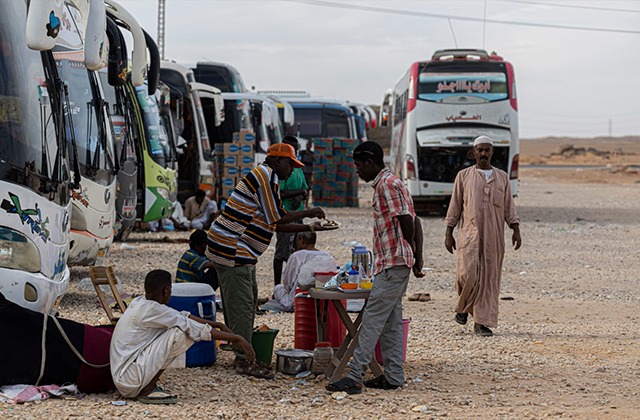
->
[4, 171, 640, 419]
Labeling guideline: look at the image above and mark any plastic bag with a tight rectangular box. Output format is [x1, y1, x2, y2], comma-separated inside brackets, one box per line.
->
[322, 271, 349, 290]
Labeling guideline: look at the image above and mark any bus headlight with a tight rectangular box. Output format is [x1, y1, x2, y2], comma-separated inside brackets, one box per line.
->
[157, 187, 169, 200]
[0, 227, 41, 273]
[70, 204, 88, 231]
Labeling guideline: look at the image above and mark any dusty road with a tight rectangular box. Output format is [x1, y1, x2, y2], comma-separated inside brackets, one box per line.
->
[4, 168, 640, 419]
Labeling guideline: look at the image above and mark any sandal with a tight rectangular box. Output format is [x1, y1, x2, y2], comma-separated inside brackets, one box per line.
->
[325, 377, 362, 394]
[408, 293, 431, 302]
[475, 324, 493, 337]
[455, 313, 468, 325]
[235, 360, 275, 379]
[137, 386, 180, 404]
[363, 375, 401, 390]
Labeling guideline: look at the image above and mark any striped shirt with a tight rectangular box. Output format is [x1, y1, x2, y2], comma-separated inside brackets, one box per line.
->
[206, 164, 287, 267]
[176, 249, 209, 283]
[371, 168, 416, 275]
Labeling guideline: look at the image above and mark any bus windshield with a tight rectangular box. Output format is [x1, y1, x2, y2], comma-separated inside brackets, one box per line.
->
[418, 61, 508, 102]
[54, 3, 114, 182]
[325, 108, 350, 138]
[135, 85, 170, 167]
[288, 108, 322, 138]
[0, 2, 58, 183]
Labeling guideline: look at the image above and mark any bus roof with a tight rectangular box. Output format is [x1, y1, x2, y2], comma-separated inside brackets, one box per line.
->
[428, 49, 505, 63]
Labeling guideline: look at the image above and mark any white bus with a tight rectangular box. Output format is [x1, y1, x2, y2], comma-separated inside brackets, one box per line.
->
[387, 49, 519, 210]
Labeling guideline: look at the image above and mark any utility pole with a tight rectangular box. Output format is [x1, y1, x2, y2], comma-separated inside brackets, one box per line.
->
[157, 0, 166, 60]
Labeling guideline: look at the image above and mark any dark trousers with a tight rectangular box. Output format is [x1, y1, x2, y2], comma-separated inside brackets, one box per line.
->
[199, 268, 219, 291]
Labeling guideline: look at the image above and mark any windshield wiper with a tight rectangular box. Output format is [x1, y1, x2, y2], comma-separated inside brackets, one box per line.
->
[41, 51, 81, 192]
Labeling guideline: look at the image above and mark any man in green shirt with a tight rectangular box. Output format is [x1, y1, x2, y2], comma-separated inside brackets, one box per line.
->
[273, 136, 308, 287]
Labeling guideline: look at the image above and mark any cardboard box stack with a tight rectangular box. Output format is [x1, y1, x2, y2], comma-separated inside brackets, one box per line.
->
[312, 138, 359, 208]
[215, 132, 256, 202]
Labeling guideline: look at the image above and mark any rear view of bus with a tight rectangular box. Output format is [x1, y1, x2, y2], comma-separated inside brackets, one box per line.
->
[388, 49, 519, 209]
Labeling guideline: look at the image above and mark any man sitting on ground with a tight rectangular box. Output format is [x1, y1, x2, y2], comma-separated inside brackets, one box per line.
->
[176, 230, 219, 291]
[272, 232, 336, 311]
[110, 269, 254, 404]
[185, 189, 218, 230]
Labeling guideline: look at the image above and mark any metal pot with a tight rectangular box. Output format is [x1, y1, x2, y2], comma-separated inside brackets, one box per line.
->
[274, 349, 314, 375]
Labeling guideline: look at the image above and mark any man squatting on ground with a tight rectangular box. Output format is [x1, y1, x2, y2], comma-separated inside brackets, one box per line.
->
[206, 142, 337, 379]
[273, 136, 308, 288]
[327, 141, 424, 394]
[110, 270, 254, 403]
[445, 135, 522, 337]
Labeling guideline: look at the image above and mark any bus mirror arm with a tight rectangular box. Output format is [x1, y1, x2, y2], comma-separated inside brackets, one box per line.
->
[64, 84, 82, 190]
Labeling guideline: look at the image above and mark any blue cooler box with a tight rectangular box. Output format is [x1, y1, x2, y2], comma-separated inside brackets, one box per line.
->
[168, 283, 217, 366]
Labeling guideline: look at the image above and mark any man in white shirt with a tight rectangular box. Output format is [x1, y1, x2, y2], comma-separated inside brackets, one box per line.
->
[185, 189, 219, 230]
[109, 270, 254, 403]
[272, 232, 336, 311]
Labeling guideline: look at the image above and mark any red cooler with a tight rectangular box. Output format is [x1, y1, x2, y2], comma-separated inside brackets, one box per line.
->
[294, 289, 346, 350]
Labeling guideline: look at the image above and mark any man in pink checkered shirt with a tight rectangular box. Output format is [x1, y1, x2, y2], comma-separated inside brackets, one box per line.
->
[327, 141, 424, 395]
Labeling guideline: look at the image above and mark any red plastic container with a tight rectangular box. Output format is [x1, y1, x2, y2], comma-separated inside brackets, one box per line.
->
[294, 289, 346, 350]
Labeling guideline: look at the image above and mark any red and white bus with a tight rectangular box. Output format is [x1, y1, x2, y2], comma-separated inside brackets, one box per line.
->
[387, 49, 519, 209]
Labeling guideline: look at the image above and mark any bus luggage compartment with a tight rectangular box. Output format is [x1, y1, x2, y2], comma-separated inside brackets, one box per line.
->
[417, 145, 509, 183]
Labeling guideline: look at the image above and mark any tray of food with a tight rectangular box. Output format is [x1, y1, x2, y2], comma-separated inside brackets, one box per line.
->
[320, 220, 341, 228]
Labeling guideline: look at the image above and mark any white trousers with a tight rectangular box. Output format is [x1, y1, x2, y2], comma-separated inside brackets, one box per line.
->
[190, 201, 218, 230]
[114, 327, 195, 398]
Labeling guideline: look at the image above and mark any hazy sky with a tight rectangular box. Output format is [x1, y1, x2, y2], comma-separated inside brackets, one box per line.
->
[117, 0, 640, 139]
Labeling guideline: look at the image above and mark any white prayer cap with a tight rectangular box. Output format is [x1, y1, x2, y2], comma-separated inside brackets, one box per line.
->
[473, 135, 493, 147]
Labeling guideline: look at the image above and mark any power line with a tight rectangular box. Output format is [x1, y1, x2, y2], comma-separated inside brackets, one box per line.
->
[447, 19, 458, 48]
[499, 0, 640, 14]
[286, 0, 640, 35]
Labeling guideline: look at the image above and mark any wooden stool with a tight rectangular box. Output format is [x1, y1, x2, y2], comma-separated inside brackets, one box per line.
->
[89, 266, 127, 324]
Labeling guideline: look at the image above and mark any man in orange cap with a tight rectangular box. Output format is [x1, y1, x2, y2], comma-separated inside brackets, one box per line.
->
[206, 141, 337, 379]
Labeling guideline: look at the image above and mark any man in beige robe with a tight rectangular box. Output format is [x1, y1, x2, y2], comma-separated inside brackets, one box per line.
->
[444, 136, 521, 337]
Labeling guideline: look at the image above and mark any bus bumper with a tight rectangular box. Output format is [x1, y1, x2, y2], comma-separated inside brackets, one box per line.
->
[68, 230, 113, 266]
[0, 266, 70, 314]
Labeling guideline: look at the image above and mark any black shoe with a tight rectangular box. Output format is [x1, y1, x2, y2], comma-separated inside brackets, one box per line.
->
[475, 324, 493, 337]
[455, 313, 468, 325]
[363, 375, 401, 390]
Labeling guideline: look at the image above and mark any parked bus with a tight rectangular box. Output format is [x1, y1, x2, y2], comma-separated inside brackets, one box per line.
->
[0, 0, 113, 312]
[192, 61, 248, 93]
[100, 10, 145, 241]
[207, 93, 283, 166]
[263, 93, 359, 149]
[388, 49, 519, 209]
[160, 61, 223, 202]
[0, 1, 72, 313]
[54, 2, 117, 267]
